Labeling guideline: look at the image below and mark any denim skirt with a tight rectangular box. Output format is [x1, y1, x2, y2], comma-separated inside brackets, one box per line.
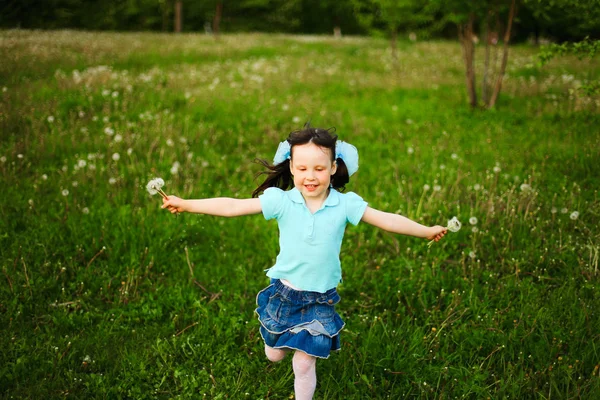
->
[255, 279, 345, 359]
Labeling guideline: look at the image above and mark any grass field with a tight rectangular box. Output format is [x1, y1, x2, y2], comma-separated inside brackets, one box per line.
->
[1, 30, 600, 399]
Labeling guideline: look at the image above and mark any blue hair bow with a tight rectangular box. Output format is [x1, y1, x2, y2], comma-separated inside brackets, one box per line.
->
[272, 140, 359, 176]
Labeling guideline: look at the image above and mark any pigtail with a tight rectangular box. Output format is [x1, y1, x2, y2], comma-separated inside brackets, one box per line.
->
[331, 157, 349, 192]
[252, 158, 293, 198]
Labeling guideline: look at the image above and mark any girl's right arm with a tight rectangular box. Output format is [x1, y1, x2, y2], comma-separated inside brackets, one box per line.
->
[161, 195, 262, 217]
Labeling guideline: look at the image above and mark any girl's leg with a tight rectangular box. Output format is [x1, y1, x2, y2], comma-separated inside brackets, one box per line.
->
[292, 351, 317, 400]
[264, 345, 288, 362]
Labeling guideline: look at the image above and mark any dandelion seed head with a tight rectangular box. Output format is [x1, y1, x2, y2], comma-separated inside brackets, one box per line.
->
[570, 211, 579, 220]
[423, 184, 430, 191]
[72, 181, 78, 187]
[520, 183, 532, 193]
[473, 184, 481, 191]
[0, 156, 6, 163]
[293, 116, 301, 123]
[109, 177, 117, 185]
[102, 116, 109, 123]
[47, 116, 55, 123]
[2, 87, 6, 92]
[104, 127, 114, 136]
[112, 153, 120, 161]
[451, 153, 458, 160]
[114, 134, 123, 143]
[469, 217, 478, 225]
[17, 154, 23, 159]
[281, 104, 289, 111]
[493, 165, 501, 173]
[82, 207, 90, 214]
[146, 177, 165, 195]
[127, 148, 133, 156]
[469, 251, 476, 259]
[407, 147, 414, 154]
[166, 138, 175, 147]
[472, 226, 479, 233]
[433, 185, 441, 192]
[77, 160, 87, 168]
[42, 174, 48, 180]
[551, 207, 557, 214]
[447, 217, 461, 232]
[62, 189, 69, 196]
[561, 208, 568, 214]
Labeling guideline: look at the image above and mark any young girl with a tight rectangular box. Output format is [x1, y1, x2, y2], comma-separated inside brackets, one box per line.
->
[161, 126, 447, 399]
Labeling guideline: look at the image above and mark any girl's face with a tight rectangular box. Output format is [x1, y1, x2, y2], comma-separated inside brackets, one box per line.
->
[290, 142, 337, 201]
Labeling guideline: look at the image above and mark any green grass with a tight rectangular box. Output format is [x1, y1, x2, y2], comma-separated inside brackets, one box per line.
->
[1, 29, 599, 399]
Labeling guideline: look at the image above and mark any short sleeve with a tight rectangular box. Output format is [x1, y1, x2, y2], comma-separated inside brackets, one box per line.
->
[344, 192, 368, 226]
[259, 187, 285, 220]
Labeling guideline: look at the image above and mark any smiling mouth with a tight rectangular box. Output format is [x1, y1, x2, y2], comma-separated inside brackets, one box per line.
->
[305, 184, 318, 191]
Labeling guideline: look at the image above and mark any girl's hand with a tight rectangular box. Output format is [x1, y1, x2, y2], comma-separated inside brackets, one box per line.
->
[161, 195, 186, 214]
[426, 225, 447, 242]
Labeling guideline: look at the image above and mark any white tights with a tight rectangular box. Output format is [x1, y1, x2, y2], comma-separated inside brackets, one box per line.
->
[265, 345, 317, 400]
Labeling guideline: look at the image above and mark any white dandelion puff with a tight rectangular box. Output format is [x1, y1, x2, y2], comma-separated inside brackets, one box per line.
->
[108, 177, 117, 185]
[407, 147, 414, 154]
[433, 185, 441, 192]
[469, 217, 478, 225]
[146, 177, 167, 198]
[112, 153, 120, 161]
[423, 184, 430, 191]
[570, 211, 579, 220]
[520, 183, 532, 193]
[428, 216, 461, 247]
[47, 116, 55, 123]
[0, 156, 6, 163]
[114, 134, 123, 143]
[104, 127, 114, 136]
[62, 189, 69, 196]
[82, 207, 90, 214]
[166, 138, 174, 147]
[561, 207, 568, 214]
[451, 153, 458, 160]
[469, 251, 476, 259]
[473, 184, 481, 191]
[551, 207, 557, 214]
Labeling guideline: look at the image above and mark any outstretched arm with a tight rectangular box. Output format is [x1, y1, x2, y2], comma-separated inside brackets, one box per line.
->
[161, 195, 262, 217]
[361, 207, 447, 241]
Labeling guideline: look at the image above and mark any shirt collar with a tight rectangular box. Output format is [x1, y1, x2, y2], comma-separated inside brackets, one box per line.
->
[289, 187, 340, 207]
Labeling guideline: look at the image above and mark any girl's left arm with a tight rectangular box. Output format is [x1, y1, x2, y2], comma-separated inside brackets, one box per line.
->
[361, 207, 447, 241]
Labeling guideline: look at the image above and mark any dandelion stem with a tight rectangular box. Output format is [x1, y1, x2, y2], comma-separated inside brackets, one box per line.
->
[157, 188, 168, 199]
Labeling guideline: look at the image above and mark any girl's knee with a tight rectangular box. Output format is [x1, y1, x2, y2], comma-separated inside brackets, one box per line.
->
[265, 345, 287, 363]
[292, 351, 316, 375]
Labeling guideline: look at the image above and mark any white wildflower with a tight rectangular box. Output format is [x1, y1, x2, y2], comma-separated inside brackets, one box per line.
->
[104, 127, 114, 136]
[570, 211, 579, 220]
[146, 177, 166, 198]
[17, 154, 23, 159]
[108, 177, 117, 185]
[472, 226, 479, 233]
[0, 156, 6, 163]
[493, 165, 501, 173]
[82, 207, 90, 214]
[447, 217, 462, 232]
[114, 134, 123, 143]
[77, 160, 87, 168]
[473, 184, 481, 191]
[72, 181, 78, 187]
[47, 116, 55, 123]
[551, 207, 557, 214]
[112, 153, 120, 161]
[469, 251, 476, 259]
[423, 184, 430, 191]
[439, 164, 446, 170]
[62, 189, 69, 196]
[170, 161, 181, 175]
[520, 183, 532, 193]
[111, 91, 119, 98]
[561, 208, 568, 214]
[469, 217, 478, 225]
[166, 138, 174, 147]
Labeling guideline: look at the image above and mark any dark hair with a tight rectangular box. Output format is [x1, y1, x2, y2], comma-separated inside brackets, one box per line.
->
[252, 125, 350, 198]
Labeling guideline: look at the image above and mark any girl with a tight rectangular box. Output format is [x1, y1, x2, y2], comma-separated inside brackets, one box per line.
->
[161, 126, 447, 399]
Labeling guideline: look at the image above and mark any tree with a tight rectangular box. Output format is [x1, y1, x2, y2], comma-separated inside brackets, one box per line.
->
[353, 0, 434, 67]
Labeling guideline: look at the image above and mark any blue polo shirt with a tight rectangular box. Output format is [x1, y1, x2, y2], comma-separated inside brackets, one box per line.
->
[259, 187, 368, 293]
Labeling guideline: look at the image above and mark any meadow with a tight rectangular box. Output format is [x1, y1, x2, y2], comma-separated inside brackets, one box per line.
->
[1, 30, 599, 399]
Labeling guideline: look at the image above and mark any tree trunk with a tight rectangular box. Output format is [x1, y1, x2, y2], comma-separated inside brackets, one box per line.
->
[482, 10, 492, 105]
[174, 1, 182, 33]
[489, 0, 517, 108]
[458, 14, 477, 108]
[213, 1, 223, 37]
